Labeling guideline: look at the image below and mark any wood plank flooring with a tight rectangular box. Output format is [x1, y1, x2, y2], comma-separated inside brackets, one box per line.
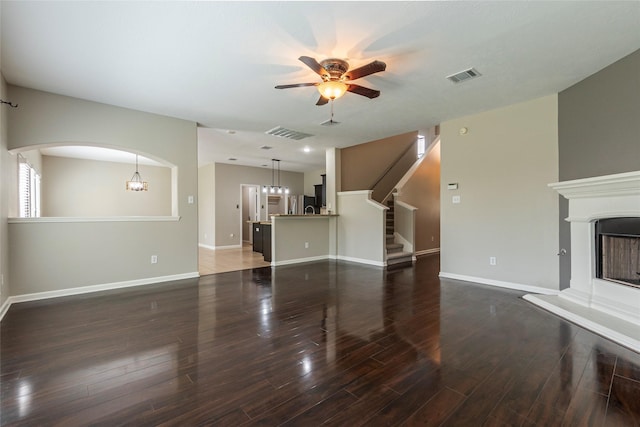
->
[2, 255, 639, 426]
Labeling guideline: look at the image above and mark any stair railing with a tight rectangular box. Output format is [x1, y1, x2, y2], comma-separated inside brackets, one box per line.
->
[370, 140, 418, 203]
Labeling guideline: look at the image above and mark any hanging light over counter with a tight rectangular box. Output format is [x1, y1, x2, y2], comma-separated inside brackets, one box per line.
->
[262, 159, 289, 195]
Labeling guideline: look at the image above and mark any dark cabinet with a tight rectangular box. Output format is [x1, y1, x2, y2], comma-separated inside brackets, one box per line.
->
[262, 224, 272, 262]
[252, 223, 262, 252]
[314, 174, 327, 213]
[314, 184, 323, 213]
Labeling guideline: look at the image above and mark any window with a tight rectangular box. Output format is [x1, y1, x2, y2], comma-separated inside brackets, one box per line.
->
[18, 154, 41, 218]
[417, 135, 426, 158]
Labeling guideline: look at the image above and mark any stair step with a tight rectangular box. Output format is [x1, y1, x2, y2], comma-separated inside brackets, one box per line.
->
[387, 250, 412, 259]
[386, 244, 404, 254]
[386, 251, 413, 266]
[386, 243, 403, 251]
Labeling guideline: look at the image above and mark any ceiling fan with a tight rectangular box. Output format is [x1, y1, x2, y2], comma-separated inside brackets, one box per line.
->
[275, 56, 386, 105]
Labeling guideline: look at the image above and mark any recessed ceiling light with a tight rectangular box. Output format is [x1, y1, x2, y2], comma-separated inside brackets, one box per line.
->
[227, 130, 236, 134]
[260, 145, 273, 150]
[303, 147, 311, 153]
[228, 157, 237, 161]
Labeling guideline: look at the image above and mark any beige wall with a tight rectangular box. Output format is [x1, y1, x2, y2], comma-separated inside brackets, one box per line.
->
[396, 142, 441, 253]
[341, 131, 417, 191]
[337, 191, 386, 266]
[212, 163, 304, 247]
[41, 156, 172, 216]
[440, 95, 559, 290]
[0, 73, 8, 309]
[6, 86, 198, 296]
[272, 217, 330, 265]
[198, 163, 215, 248]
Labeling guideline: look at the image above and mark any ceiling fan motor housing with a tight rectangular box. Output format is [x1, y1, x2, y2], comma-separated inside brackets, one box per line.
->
[320, 58, 349, 81]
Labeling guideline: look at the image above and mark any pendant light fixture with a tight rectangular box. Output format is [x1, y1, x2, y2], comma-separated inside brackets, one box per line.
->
[126, 154, 148, 191]
[262, 159, 289, 195]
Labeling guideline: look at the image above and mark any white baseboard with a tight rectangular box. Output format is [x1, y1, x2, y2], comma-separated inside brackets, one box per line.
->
[438, 272, 559, 295]
[271, 255, 330, 267]
[0, 297, 11, 322]
[206, 244, 242, 250]
[0, 272, 200, 322]
[198, 243, 216, 250]
[416, 248, 440, 257]
[336, 255, 386, 267]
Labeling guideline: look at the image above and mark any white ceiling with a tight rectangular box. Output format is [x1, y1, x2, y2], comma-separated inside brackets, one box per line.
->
[2, 1, 639, 173]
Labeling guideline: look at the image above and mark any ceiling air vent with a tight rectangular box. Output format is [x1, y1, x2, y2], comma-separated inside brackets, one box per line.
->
[446, 68, 481, 84]
[265, 126, 313, 141]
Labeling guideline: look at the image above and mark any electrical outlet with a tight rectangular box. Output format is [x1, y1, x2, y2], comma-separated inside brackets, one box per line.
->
[452, 195, 461, 204]
[151, 255, 158, 264]
[304, 242, 309, 249]
[489, 256, 497, 266]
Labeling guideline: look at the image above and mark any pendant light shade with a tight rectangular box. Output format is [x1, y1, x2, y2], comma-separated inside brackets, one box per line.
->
[126, 154, 148, 191]
[317, 80, 348, 100]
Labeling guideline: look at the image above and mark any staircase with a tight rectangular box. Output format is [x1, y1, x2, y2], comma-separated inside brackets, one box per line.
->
[385, 199, 413, 267]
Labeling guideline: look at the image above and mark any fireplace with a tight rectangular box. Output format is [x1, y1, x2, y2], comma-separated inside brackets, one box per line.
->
[595, 217, 640, 288]
[523, 171, 640, 353]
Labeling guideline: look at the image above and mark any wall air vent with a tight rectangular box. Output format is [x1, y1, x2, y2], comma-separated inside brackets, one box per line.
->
[446, 68, 481, 84]
[265, 126, 313, 141]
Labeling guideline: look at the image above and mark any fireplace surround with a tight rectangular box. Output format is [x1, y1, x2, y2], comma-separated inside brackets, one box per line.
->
[524, 171, 640, 352]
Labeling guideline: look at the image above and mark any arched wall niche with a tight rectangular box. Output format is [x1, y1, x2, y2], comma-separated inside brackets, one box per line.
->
[9, 142, 178, 219]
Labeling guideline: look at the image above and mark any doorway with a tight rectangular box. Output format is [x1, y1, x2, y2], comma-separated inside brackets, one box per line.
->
[241, 184, 260, 244]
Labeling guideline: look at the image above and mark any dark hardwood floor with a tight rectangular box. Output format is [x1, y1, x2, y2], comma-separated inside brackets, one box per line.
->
[1, 255, 639, 426]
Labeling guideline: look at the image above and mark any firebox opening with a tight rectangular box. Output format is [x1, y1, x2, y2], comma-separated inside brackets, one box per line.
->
[595, 217, 640, 288]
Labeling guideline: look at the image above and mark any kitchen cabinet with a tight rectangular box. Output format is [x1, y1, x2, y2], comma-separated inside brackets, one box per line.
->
[262, 223, 272, 262]
[252, 222, 262, 252]
[314, 174, 326, 213]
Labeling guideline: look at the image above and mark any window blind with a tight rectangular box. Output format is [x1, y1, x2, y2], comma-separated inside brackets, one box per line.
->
[18, 154, 40, 218]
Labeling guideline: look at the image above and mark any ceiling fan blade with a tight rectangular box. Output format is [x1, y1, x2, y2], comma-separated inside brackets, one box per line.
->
[299, 56, 328, 77]
[344, 60, 386, 81]
[316, 96, 329, 106]
[347, 84, 380, 99]
[275, 83, 318, 89]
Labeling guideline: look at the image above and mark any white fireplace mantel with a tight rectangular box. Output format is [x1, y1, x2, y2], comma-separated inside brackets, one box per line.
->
[524, 171, 640, 353]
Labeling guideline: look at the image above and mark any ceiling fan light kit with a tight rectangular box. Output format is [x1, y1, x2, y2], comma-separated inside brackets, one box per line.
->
[317, 80, 347, 100]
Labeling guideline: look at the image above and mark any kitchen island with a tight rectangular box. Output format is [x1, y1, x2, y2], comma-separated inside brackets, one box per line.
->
[249, 214, 338, 266]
